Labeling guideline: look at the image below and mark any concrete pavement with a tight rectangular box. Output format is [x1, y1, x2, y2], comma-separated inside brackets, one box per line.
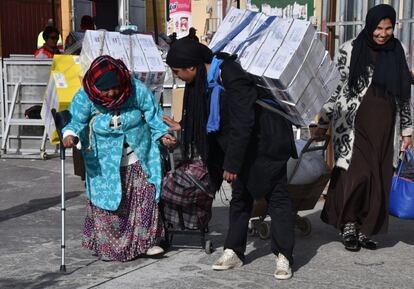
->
[1, 157, 414, 289]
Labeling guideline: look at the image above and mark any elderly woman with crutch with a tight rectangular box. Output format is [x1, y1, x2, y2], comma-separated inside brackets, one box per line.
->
[62, 55, 176, 261]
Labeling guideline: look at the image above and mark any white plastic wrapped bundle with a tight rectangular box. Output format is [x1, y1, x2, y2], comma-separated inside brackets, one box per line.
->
[222, 13, 267, 55]
[213, 8, 340, 126]
[104, 32, 130, 70]
[80, 30, 166, 93]
[238, 17, 279, 70]
[263, 37, 326, 105]
[80, 30, 106, 75]
[262, 20, 315, 91]
[208, 7, 249, 50]
[247, 18, 293, 77]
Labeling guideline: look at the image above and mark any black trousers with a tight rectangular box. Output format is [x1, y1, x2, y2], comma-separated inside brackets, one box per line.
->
[223, 165, 295, 264]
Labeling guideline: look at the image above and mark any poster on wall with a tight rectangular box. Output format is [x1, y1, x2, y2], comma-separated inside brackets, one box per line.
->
[168, 0, 192, 38]
[246, 0, 313, 20]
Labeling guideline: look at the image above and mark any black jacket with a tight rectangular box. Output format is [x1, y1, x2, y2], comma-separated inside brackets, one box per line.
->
[207, 54, 297, 198]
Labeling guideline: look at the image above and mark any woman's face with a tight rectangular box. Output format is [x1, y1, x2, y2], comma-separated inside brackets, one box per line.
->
[100, 86, 121, 99]
[170, 67, 197, 83]
[46, 32, 59, 49]
[372, 18, 394, 45]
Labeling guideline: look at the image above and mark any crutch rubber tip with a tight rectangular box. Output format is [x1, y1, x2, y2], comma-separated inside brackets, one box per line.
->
[60, 265, 66, 273]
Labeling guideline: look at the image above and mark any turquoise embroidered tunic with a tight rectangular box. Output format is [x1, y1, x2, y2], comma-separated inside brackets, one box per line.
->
[63, 78, 169, 211]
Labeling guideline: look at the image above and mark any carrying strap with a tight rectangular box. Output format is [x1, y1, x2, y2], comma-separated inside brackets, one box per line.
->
[255, 99, 301, 127]
[392, 149, 414, 190]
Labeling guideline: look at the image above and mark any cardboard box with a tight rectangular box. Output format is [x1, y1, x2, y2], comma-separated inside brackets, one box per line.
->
[222, 13, 266, 55]
[40, 55, 82, 144]
[263, 20, 315, 88]
[238, 17, 279, 70]
[80, 31, 165, 87]
[105, 32, 131, 70]
[208, 7, 249, 49]
[209, 10, 259, 52]
[80, 30, 105, 75]
[262, 38, 326, 104]
[133, 34, 166, 86]
[247, 18, 293, 77]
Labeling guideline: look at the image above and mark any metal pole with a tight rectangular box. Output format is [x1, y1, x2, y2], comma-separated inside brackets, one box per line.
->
[326, 0, 336, 169]
[126, 0, 130, 25]
[411, 0, 414, 118]
[322, 0, 329, 47]
[355, 0, 363, 35]
[362, 0, 368, 22]
[166, 0, 170, 22]
[328, 0, 337, 57]
[51, 0, 57, 27]
[411, 0, 414, 67]
[339, 0, 346, 45]
[60, 151, 66, 272]
[401, 0, 412, 49]
[71, 0, 75, 31]
[391, 0, 401, 39]
[152, 0, 159, 45]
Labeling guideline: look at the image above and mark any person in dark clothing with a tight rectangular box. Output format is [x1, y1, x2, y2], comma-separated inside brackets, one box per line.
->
[65, 15, 95, 55]
[34, 26, 61, 59]
[168, 32, 177, 45]
[183, 27, 199, 42]
[165, 39, 297, 280]
[316, 4, 412, 251]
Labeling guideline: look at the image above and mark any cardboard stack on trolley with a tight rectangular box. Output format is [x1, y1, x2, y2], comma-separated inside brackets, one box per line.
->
[209, 7, 338, 237]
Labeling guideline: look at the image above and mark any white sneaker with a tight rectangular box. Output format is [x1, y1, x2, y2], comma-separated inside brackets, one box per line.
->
[145, 245, 164, 256]
[211, 249, 243, 270]
[274, 253, 292, 280]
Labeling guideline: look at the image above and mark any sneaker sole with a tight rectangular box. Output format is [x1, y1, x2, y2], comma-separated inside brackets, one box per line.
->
[146, 249, 165, 256]
[344, 246, 361, 252]
[211, 262, 243, 271]
[274, 272, 293, 280]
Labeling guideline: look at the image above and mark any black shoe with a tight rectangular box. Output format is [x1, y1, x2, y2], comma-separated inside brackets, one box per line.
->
[342, 223, 361, 252]
[358, 233, 377, 250]
[343, 234, 361, 251]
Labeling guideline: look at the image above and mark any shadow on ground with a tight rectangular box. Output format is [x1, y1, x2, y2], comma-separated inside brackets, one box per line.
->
[0, 191, 83, 222]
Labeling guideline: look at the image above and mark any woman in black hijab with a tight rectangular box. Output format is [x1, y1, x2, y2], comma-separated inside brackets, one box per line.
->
[316, 4, 412, 251]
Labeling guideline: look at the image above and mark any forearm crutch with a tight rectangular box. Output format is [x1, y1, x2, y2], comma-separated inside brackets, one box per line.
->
[51, 109, 76, 273]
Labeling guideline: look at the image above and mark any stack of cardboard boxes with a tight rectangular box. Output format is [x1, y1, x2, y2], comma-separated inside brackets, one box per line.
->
[80, 31, 166, 101]
[209, 8, 340, 126]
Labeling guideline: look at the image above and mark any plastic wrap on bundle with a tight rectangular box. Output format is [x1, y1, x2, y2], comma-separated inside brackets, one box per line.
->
[209, 9, 257, 53]
[247, 18, 294, 86]
[237, 16, 278, 70]
[222, 13, 268, 55]
[80, 30, 166, 101]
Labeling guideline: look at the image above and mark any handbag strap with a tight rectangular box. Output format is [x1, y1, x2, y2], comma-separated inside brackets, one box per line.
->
[392, 149, 413, 190]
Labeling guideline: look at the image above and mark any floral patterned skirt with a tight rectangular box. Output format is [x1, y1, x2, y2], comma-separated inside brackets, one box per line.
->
[82, 161, 164, 262]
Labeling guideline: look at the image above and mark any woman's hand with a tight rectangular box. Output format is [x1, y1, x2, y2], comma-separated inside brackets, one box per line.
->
[401, 136, 412, 151]
[223, 170, 237, 182]
[161, 134, 177, 148]
[62, 135, 77, 148]
[163, 115, 181, 132]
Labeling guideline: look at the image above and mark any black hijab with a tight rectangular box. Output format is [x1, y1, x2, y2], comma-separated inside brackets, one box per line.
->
[348, 4, 411, 103]
[166, 39, 213, 161]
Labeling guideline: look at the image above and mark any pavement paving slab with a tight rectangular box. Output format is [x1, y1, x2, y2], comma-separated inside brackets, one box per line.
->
[1, 158, 414, 289]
